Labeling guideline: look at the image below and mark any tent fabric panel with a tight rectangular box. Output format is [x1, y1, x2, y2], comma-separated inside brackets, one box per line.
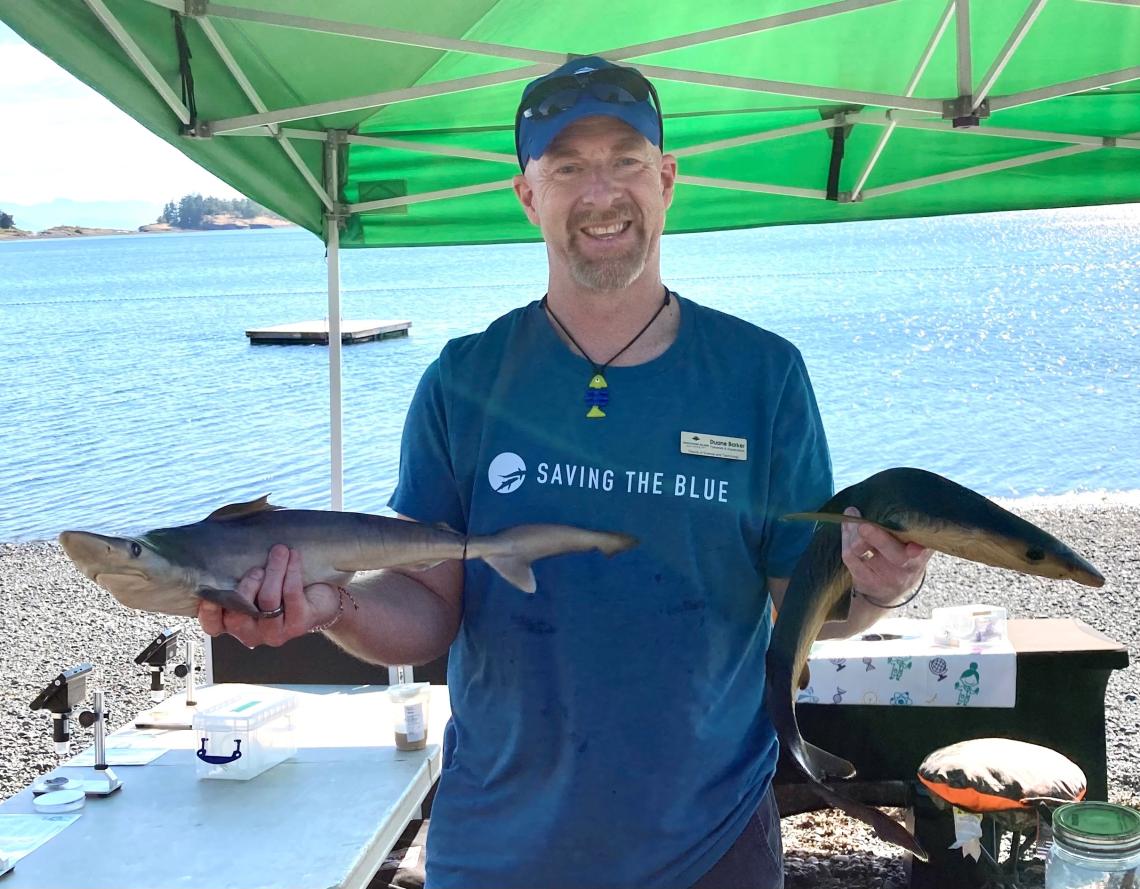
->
[2, 0, 1137, 249]
[986, 1, 1140, 95]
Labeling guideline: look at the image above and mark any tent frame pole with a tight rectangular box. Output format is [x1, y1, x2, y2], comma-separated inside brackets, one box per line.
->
[209, 65, 550, 134]
[350, 180, 513, 214]
[602, 0, 901, 59]
[990, 66, 1140, 111]
[861, 143, 1095, 199]
[82, 0, 191, 124]
[346, 133, 514, 165]
[852, 0, 956, 200]
[193, 15, 334, 210]
[955, 0, 972, 100]
[971, 0, 1050, 113]
[676, 175, 828, 201]
[146, 0, 901, 67]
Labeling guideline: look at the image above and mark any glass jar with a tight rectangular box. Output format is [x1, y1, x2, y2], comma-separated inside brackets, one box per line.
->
[386, 682, 431, 751]
[1045, 802, 1140, 889]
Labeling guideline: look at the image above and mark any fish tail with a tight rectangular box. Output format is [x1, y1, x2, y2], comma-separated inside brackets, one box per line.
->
[809, 780, 928, 861]
[467, 525, 638, 594]
[769, 661, 857, 782]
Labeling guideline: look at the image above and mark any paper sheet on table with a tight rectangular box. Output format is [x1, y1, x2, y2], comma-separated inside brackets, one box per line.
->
[0, 813, 80, 872]
[66, 747, 168, 766]
[66, 728, 174, 766]
[799, 617, 1016, 708]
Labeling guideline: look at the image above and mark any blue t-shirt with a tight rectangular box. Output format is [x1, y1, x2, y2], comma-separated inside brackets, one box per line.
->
[389, 294, 833, 889]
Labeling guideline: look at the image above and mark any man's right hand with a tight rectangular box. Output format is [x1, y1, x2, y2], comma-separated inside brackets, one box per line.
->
[197, 544, 340, 648]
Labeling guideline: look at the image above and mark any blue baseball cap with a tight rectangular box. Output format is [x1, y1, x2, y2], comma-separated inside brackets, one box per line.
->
[514, 56, 664, 171]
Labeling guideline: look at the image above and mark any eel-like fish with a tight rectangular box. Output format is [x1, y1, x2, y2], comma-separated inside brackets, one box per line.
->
[767, 467, 1105, 860]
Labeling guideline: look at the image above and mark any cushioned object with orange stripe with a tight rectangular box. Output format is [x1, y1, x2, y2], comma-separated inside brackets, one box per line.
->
[918, 738, 1087, 813]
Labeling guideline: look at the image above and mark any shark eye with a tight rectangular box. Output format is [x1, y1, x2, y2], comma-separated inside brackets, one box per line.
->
[130, 542, 142, 558]
[1026, 547, 1045, 562]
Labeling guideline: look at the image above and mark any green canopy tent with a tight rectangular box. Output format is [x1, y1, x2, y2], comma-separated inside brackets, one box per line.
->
[4, 0, 1138, 508]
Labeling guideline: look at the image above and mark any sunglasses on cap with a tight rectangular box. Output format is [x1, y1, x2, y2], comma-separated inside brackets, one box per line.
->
[514, 65, 664, 167]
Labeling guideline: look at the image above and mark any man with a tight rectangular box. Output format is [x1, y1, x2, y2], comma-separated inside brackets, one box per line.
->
[199, 56, 930, 889]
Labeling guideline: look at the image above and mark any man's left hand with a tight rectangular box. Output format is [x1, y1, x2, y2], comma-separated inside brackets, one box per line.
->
[840, 506, 931, 602]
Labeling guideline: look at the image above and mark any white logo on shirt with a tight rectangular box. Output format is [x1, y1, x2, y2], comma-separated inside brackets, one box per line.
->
[488, 452, 527, 493]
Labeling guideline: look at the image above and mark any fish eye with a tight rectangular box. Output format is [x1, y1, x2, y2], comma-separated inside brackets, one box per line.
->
[130, 542, 142, 558]
[1026, 547, 1045, 562]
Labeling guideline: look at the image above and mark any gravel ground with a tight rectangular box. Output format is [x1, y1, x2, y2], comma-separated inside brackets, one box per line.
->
[2, 493, 1137, 887]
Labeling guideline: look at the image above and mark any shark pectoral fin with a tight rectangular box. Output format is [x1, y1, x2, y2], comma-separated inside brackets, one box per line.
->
[482, 556, 537, 594]
[198, 587, 261, 618]
[797, 663, 811, 690]
[803, 740, 856, 781]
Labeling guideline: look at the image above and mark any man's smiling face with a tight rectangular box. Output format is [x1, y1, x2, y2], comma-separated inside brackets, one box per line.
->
[514, 115, 677, 292]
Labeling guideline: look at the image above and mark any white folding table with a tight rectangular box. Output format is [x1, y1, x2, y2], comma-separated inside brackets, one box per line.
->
[0, 683, 449, 889]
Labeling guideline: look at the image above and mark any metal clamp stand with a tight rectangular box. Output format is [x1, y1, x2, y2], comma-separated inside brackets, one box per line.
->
[134, 628, 181, 703]
[174, 637, 199, 707]
[30, 664, 93, 796]
[76, 690, 122, 796]
[134, 635, 201, 730]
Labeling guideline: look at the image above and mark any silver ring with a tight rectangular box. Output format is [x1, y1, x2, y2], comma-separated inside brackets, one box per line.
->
[259, 605, 285, 619]
[859, 549, 875, 562]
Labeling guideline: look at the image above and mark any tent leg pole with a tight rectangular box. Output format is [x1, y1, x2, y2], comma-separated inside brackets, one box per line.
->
[325, 131, 345, 512]
[327, 218, 344, 511]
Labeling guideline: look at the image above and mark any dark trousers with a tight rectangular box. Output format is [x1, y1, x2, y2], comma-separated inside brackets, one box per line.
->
[689, 787, 784, 889]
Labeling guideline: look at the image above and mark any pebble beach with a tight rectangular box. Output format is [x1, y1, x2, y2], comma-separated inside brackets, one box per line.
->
[2, 493, 1137, 888]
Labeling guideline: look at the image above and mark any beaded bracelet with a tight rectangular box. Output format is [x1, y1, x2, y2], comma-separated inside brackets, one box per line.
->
[853, 571, 927, 609]
[308, 586, 359, 633]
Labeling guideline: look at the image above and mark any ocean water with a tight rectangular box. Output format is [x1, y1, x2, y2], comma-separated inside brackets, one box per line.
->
[1, 205, 1137, 542]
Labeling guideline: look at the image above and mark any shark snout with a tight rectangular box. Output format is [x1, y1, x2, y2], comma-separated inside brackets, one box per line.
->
[58, 530, 130, 577]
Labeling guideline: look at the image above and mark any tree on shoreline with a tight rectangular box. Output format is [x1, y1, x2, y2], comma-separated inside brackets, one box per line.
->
[156, 194, 278, 228]
[0, 211, 13, 229]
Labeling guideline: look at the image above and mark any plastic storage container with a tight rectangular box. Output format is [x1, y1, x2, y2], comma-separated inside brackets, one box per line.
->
[1046, 802, 1140, 888]
[192, 687, 297, 780]
[387, 683, 430, 751]
[931, 604, 1008, 648]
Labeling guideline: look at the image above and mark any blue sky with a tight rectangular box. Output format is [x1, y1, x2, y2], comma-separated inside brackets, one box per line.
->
[0, 23, 241, 206]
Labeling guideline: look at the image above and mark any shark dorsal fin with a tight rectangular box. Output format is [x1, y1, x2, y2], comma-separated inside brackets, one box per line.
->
[205, 495, 282, 522]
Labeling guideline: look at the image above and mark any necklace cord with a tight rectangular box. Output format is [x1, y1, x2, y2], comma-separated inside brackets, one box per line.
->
[542, 286, 671, 374]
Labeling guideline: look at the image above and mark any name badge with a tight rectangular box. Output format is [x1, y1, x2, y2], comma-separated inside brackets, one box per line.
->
[680, 431, 748, 461]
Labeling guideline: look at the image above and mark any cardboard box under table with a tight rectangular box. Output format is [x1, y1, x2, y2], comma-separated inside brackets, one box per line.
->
[0, 683, 450, 889]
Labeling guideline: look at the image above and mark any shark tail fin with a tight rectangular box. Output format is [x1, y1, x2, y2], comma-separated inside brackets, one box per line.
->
[810, 780, 928, 862]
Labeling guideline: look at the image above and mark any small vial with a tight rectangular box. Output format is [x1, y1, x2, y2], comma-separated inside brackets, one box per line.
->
[387, 683, 431, 751]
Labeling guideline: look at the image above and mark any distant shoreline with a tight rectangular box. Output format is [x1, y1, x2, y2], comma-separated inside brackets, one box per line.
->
[0, 216, 296, 241]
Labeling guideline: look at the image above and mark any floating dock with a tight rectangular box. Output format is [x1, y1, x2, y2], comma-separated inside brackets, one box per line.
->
[245, 319, 411, 345]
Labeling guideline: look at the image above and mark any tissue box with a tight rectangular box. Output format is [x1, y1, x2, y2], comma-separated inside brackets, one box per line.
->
[192, 687, 297, 780]
[931, 604, 1008, 648]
